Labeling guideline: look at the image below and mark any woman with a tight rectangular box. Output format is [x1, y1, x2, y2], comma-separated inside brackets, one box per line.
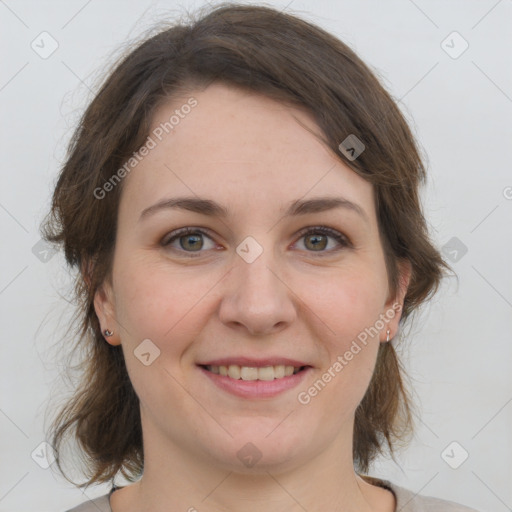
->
[41, 3, 479, 511]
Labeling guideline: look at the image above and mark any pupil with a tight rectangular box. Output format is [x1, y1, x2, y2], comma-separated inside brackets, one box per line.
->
[307, 234, 326, 251]
[182, 234, 203, 251]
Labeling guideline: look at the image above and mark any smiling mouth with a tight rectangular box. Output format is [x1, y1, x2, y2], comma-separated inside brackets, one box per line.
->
[201, 364, 308, 381]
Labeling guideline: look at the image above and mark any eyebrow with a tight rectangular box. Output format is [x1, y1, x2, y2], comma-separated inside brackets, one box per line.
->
[139, 196, 369, 224]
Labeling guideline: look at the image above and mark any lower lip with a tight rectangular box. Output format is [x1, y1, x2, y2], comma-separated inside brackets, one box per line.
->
[198, 366, 312, 398]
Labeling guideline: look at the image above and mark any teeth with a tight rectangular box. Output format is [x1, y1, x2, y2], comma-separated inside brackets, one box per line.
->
[206, 364, 302, 381]
[240, 366, 258, 380]
[227, 365, 241, 379]
[256, 366, 274, 381]
[274, 365, 285, 378]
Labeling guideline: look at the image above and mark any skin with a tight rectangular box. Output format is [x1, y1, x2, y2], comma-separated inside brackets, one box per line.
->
[94, 83, 411, 512]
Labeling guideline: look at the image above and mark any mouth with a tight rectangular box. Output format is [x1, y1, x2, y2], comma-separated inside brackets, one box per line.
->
[200, 364, 309, 381]
[197, 360, 312, 399]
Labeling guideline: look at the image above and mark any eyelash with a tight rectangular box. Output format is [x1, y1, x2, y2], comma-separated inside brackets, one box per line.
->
[161, 226, 352, 257]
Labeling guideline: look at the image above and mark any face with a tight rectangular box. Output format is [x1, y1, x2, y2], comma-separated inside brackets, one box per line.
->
[95, 83, 410, 473]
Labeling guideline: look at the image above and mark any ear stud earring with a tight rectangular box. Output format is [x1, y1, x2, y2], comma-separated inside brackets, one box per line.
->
[104, 329, 114, 337]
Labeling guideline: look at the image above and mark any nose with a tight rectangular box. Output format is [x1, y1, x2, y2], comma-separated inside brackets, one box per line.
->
[218, 248, 297, 337]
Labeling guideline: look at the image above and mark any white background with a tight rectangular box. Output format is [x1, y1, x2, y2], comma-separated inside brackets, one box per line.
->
[1, 0, 511, 510]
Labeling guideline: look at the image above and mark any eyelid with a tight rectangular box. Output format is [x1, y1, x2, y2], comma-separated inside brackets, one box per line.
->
[160, 226, 215, 246]
[293, 226, 352, 248]
[161, 225, 352, 255]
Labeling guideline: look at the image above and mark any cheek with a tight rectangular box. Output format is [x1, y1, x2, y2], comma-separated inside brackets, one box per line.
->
[300, 271, 384, 402]
[113, 257, 215, 351]
[113, 261, 213, 405]
[305, 267, 386, 343]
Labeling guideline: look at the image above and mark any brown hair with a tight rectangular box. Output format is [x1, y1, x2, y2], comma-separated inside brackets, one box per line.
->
[41, 2, 452, 487]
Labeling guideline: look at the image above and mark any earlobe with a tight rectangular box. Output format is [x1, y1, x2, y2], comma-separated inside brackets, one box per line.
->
[93, 280, 121, 346]
[382, 259, 412, 342]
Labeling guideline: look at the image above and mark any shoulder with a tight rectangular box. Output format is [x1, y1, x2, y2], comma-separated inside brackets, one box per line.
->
[361, 475, 480, 512]
[386, 480, 481, 512]
[64, 493, 111, 512]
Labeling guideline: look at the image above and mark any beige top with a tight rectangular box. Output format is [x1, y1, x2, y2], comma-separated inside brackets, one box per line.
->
[65, 477, 480, 511]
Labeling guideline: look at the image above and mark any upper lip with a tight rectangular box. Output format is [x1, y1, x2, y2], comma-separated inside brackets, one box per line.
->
[198, 357, 311, 368]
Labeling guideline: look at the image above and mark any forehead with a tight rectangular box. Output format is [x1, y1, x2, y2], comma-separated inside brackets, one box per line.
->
[119, 83, 375, 223]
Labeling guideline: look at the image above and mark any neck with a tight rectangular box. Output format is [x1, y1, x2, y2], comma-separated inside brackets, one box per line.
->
[118, 418, 392, 512]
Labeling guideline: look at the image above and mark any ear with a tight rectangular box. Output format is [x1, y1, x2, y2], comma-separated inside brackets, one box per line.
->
[381, 258, 412, 342]
[93, 276, 121, 346]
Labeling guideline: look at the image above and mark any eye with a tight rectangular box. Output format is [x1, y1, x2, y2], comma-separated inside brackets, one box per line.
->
[161, 225, 351, 257]
[161, 227, 217, 256]
[293, 226, 352, 254]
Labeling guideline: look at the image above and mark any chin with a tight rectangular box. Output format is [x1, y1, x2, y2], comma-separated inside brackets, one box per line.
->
[202, 424, 313, 474]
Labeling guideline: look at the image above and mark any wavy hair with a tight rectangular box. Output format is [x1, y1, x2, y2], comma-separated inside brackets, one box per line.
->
[41, 2, 453, 487]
